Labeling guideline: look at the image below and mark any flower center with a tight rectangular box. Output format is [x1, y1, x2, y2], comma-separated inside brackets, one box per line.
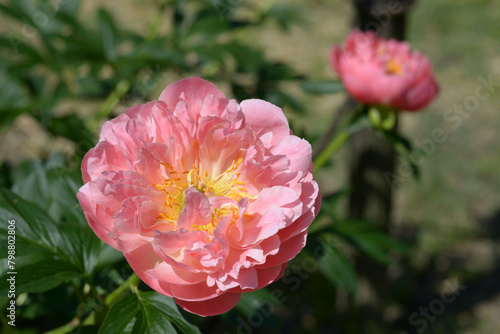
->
[154, 153, 253, 233]
[385, 58, 403, 75]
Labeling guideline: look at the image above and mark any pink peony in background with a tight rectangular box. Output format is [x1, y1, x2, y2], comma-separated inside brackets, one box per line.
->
[77, 77, 321, 316]
[330, 29, 439, 111]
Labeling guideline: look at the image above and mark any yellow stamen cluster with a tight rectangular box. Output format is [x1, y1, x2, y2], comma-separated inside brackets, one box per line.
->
[385, 58, 404, 76]
[154, 152, 254, 235]
[191, 206, 239, 235]
[202, 154, 254, 200]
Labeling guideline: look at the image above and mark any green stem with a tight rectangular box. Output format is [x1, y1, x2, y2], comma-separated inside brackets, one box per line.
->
[105, 273, 141, 306]
[43, 319, 80, 334]
[313, 104, 372, 173]
[313, 130, 350, 173]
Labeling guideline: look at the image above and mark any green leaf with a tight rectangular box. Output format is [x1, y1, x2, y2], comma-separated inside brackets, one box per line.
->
[377, 130, 421, 180]
[7, 157, 107, 274]
[139, 292, 202, 334]
[317, 236, 357, 295]
[224, 42, 265, 72]
[235, 288, 273, 318]
[315, 189, 352, 221]
[210, 0, 236, 21]
[349, 232, 409, 265]
[300, 80, 344, 95]
[185, 15, 229, 41]
[10, 158, 65, 221]
[260, 62, 298, 81]
[331, 219, 409, 265]
[99, 294, 139, 334]
[0, 65, 31, 126]
[94, 246, 125, 272]
[132, 302, 177, 334]
[11, 159, 49, 207]
[324, 188, 352, 205]
[0, 233, 51, 264]
[0, 187, 104, 275]
[5, 0, 62, 36]
[45, 166, 89, 226]
[0, 188, 65, 256]
[0, 35, 44, 63]
[0, 0, 36, 26]
[0, 3, 24, 23]
[195, 44, 227, 64]
[99, 291, 200, 334]
[61, 225, 104, 275]
[0, 260, 80, 294]
[350, 233, 392, 265]
[46, 114, 94, 152]
[98, 9, 118, 62]
[58, 0, 81, 15]
[263, 3, 304, 30]
[331, 219, 379, 236]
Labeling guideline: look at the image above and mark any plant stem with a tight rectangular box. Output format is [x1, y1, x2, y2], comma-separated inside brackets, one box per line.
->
[43, 318, 80, 334]
[313, 104, 372, 173]
[313, 130, 350, 173]
[105, 272, 141, 306]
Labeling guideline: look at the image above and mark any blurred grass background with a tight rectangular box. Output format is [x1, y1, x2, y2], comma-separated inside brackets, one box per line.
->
[0, 0, 499, 333]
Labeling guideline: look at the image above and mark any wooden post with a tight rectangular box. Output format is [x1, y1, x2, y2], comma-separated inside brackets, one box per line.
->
[347, 0, 415, 331]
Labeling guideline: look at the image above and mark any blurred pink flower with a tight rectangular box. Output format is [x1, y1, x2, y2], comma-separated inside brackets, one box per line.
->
[77, 77, 320, 316]
[330, 29, 439, 111]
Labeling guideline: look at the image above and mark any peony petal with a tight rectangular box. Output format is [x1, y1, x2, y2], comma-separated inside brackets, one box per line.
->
[175, 292, 241, 317]
[77, 184, 118, 249]
[146, 261, 207, 285]
[169, 281, 220, 301]
[259, 231, 308, 269]
[240, 99, 290, 147]
[82, 141, 128, 183]
[271, 135, 313, 173]
[159, 77, 226, 110]
[235, 205, 286, 247]
[176, 187, 212, 230]
[248, 186, 302, 222]
[230, 262, 286, 293]
[124, 243, 174, 297]
[220, 267, 258, 290]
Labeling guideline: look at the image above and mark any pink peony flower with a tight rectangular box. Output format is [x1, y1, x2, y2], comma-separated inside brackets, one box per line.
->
[330, 29, 439, 111]
[77, 77, 321, 316]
